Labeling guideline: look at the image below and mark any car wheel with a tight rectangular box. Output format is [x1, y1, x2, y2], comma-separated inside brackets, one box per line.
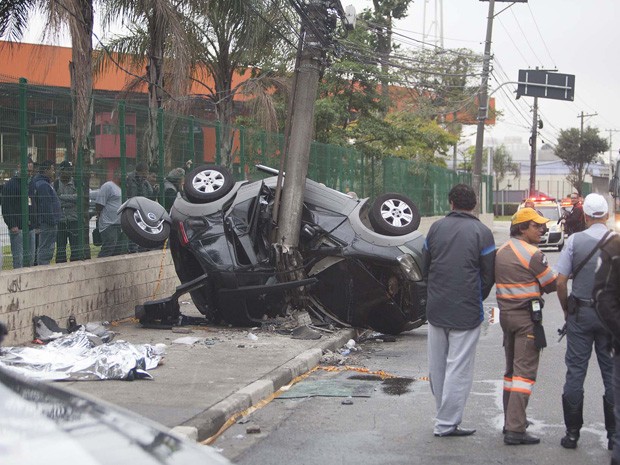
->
[184, 164, 234, 203]
[557, 243, 564, 252]
[120, 208, 170, 249]
[368, 193, 420, 236]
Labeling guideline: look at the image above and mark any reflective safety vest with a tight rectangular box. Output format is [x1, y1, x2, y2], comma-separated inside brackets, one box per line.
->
[495, 238, 557, 311]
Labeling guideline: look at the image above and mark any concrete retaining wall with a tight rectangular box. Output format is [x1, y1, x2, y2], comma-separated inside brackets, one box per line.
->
[0, 213, 494, 347]
[0, 250, 180, 346]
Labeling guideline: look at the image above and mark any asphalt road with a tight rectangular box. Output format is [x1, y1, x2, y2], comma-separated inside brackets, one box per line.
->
[212, 225, 612, 465]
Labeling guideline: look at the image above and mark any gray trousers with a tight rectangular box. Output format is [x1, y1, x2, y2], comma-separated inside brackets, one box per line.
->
[428, 323, 481, 435]
[563, 306, 614, 403]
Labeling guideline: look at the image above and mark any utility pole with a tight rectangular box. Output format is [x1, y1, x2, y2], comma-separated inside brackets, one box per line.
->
[274, 0, 342, 314]
[606, 129, 620, 182]
[528, 96, 538, 196]
[472, 0, 495, 216]
[578, 111, 597, 137]
[576, 111, 597, 195]
[277, 0, 327, 250]
[574, 111, 597, 195]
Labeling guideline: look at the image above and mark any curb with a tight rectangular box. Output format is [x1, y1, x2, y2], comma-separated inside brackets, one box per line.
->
[174, 327, 357, 442]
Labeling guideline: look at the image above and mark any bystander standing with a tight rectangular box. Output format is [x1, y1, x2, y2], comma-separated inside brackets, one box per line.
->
[422, 183, 496, 438]
[95, 170, 127, 257]
[54, 161, 81, 263]
[563, 193, 586, 236]
[163, 168, 184, 211]
[1, 161, 35, 268]
[29, 160, 61, 266]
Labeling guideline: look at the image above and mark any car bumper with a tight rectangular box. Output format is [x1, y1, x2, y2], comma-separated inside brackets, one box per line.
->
[539, 231, 564, 248]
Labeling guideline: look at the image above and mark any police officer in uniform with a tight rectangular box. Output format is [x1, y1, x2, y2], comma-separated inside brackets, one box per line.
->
[556, 193, 615, 450]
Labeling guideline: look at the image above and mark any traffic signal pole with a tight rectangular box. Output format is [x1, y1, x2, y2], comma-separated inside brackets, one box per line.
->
[529, 96, 538, 197]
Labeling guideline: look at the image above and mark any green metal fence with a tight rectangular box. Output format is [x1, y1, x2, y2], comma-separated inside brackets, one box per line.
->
[0, 75, 493, 269]
[383, 157, 494, 216]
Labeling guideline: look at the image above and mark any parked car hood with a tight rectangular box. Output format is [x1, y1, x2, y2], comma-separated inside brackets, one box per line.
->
[0, 367, 230, 465]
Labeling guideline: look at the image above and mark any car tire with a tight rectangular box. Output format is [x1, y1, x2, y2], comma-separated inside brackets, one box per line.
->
[184, 164, 234, 204]
[368, 193, 420, 236]
[120, 208, 170, 249]
[557, 243, 564, 252]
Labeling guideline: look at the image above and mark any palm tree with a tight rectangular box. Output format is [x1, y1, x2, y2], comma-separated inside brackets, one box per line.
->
[1, 0, 94, 163]
[98, 0, 197, 167]
[0, 0, 34, 41]
[1, 0, 95, 258]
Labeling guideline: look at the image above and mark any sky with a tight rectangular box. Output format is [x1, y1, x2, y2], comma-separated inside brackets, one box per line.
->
[348, 0, 620, 161]
[19, 0, 620, 161]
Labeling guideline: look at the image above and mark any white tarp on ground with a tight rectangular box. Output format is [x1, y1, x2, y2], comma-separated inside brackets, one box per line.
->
[0, 329, 165, 381]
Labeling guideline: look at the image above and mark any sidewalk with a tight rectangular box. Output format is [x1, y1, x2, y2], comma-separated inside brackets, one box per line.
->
[63, 301, 356, 442]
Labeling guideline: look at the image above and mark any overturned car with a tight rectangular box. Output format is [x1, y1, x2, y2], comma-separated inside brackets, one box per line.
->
[119, 165, 427, 335]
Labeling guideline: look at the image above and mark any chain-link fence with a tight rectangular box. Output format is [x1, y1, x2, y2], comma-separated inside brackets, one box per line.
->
[0, 76, 493, 269]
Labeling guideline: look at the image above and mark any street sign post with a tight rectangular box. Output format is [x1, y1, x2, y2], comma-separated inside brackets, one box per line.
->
[516, 69, 575, 101]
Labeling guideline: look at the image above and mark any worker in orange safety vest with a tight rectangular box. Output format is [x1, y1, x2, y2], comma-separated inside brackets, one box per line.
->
[496, 207, 558, 445]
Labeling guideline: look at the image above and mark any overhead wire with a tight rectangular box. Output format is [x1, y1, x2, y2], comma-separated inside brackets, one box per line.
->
[508, 8, 544, 68]
[526, 3, 556, 68]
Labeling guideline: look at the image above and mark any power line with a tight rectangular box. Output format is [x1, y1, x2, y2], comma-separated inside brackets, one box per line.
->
[508, 8, 544, 67]
[526, 3, 556, 68]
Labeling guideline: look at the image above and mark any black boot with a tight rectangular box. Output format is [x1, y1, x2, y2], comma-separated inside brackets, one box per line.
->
[604, 395, 616, 451]
[561, 395, 583, 449]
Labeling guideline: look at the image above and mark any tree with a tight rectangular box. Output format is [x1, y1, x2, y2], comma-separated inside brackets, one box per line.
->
[492, 144, 520, 191]
[460, 146, 476, 173]
[368, 0, 413, 113]
[314, 21, 385, 146]
[0, 0, 34, 42]
[384, 112, 457, 166]
[395, 47, 484, 123]
[1, 0, 95, 259]
[555, 127, 609, 195]
[190, 0, 295, 170]
[98, 0, 198, 167]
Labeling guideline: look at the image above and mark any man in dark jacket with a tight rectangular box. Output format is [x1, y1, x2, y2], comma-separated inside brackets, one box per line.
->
[2, 161, 35, 268]
[163, 167, 184, 211]
[594, 232, 620, 465]
[423, 183, 496, 437]
[29, 160, 61, 265]
[563, 193, 586, 236]
[54, 160, 81, 263]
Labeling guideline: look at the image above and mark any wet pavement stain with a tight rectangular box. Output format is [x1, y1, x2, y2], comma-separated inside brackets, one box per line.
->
[346, 374, 415, 396]
[381, 377, 414, 395]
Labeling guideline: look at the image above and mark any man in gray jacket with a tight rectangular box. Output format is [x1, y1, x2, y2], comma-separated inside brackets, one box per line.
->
[423, 183, 496, 437]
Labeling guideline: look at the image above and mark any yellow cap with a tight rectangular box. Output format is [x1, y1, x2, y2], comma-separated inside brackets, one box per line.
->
[511, 207, 549, 225]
